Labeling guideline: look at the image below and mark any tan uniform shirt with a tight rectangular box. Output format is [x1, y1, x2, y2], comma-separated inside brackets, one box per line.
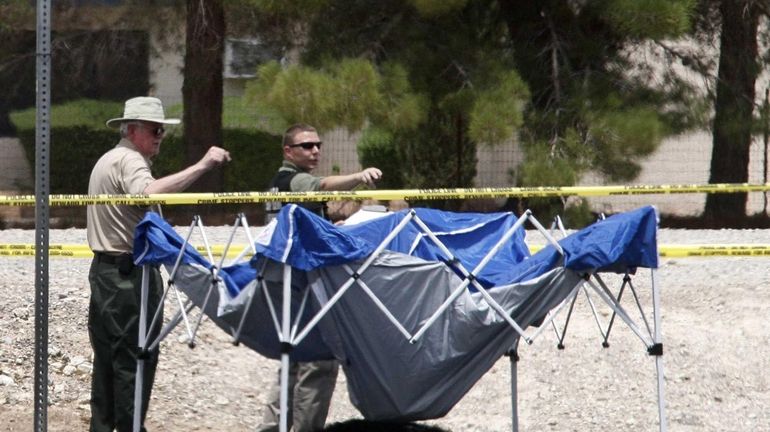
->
[86, 138, 155, 254]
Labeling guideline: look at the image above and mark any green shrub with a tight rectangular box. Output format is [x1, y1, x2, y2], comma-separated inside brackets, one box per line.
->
[10, 99, 123, 130]
[17, 126, 116, 194]
[16, 126, 282, 194]
[164, 96, 284, 132]
[221, 128, 283, 192]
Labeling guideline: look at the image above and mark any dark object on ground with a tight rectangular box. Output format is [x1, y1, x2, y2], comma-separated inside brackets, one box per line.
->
[323, 419, 451, 432]
[660, 212, 770, 229]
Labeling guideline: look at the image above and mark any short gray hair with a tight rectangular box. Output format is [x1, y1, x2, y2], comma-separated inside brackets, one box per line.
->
[119, 121, 140, 138]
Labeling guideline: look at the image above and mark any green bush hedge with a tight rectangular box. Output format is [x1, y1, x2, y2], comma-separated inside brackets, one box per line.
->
[17, 127, 282, 194]
[222, 128, 284, 192]
[17, 127, 115, 194]
[10, 99, 124, 130]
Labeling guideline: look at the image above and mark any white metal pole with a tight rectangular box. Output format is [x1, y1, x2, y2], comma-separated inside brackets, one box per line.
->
[133, 265, 150, 432]
[279, 264, 292, 432]
[651, 269, 667, 432]
[510, 347, 519, 432]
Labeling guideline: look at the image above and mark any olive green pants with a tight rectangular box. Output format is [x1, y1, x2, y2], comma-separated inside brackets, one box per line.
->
[259, 360, 339, 432]
[88, 255, 163, 432]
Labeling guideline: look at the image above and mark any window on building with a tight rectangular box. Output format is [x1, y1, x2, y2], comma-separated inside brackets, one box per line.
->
[224, 38, 282, 79]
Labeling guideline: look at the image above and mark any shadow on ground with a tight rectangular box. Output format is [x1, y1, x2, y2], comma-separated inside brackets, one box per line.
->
[323, 419, 450, 432]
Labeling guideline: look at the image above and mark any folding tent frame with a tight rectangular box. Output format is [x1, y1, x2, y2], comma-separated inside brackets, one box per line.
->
[505, 267, 666, 431]
[131, 207, 665, 432]
[132, 214, 259, 432]
[504, 217, 666, 432]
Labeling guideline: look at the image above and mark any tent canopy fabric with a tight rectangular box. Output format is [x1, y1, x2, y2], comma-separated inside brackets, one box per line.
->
[132, 204, 659, 421]
[251, 205, 532, 287]
[134, 205, 657, 291]
[251, 204, 658, 274]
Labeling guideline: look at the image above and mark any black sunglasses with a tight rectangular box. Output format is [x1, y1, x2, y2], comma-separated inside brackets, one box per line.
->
[149, 126, 165, 138]
[289, 141, 322, 150]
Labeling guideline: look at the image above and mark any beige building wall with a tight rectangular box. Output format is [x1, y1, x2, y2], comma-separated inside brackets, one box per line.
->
[148, 24, 185, 105]
[581, 132, 770, 217]
[35, 5, 186, 106]
[0, 138, 32, 192]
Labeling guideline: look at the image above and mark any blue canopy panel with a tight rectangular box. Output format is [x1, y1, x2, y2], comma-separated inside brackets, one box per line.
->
[134, 212, 247, 298]
[134, 212, 211, 269]
[254, 204, 377, 271]
[249, 205, 656, 285]
[255, 205, 530, 287]
[506, 205, 658, 283]
[133, 205, 658, 304]
[562, 204, 658, 272]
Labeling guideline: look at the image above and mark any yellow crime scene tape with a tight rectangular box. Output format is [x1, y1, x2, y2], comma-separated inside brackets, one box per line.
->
[2, 182, 770, 207]
[525, 244, 770, 258]
[0, 244, 251, 259]
[4, 243, 770, 259]
[4, 183, 770, 259]
[656, 244, 770, 257]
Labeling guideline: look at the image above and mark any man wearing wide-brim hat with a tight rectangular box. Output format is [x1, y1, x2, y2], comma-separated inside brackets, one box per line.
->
[87, 96, 231, 432]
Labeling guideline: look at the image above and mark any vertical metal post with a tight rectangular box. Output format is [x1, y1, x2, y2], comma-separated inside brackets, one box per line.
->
[650, 269, 667, 432]
[34, 0, 52, 431]
[510, 353, 519, 432]
[133, 266, 150, 432]
[508, 341, 520, 432]
[280, 264, 292, 432]
[762, 88, 769, 215]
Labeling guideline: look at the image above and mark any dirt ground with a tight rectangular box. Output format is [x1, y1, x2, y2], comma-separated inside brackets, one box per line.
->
[1, 227, 769, 431]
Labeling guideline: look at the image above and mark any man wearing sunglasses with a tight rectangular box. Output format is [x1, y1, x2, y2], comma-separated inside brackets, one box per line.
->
[86, 96, 231, 432]
[260, 123, 381, 432]
[266, 123, 382, 221]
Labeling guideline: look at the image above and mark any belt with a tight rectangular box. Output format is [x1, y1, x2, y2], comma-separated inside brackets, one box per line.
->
[93, 251, 132, 265]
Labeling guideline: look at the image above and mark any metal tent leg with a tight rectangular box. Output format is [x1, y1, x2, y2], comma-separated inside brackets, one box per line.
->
[650, 269, 667, 432]
[133, 265, 150, 432]
[507, 342, 520, 432]
[279, 265, 293, 432]
[655, 354, 667, 432]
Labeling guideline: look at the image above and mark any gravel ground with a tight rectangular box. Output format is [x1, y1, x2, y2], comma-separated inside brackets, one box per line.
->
[1, 225, 769, 431]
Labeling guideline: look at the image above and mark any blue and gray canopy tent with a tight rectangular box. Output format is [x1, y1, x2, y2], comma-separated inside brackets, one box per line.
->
[129, 204, 665, 432]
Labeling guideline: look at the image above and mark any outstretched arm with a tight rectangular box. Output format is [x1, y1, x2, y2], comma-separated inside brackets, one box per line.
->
[319, 167, 382, 191]
[144, 146, 231, 194]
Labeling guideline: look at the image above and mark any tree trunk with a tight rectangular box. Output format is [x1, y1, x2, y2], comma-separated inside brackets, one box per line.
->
[182, 0, 225, 192]
[704, 0, 760, 223]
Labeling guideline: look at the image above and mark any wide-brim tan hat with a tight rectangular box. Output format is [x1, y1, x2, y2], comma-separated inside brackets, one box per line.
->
[106, 96, 181, 128]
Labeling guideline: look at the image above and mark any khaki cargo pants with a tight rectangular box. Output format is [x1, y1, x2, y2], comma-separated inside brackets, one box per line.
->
[259, 360, 339, 432]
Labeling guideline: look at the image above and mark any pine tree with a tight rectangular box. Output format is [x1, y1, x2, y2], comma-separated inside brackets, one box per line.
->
[703, 0, 762, 223]
[241, 0, 698, 215]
